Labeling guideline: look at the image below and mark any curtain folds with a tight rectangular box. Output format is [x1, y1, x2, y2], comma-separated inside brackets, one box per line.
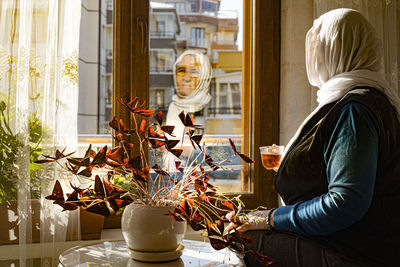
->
[0, 0, 81, 266]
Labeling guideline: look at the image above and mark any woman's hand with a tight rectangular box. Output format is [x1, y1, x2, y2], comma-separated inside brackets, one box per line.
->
[225, 209, 275, 233]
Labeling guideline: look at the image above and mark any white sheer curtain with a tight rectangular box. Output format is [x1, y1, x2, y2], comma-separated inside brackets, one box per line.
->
[0, 0, 81, 266]
[280, 0, 400, 144]
[312, 0, 399, 108]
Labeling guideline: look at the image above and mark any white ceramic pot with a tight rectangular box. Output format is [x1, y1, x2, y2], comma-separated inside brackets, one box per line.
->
[121, 203, 187, 252]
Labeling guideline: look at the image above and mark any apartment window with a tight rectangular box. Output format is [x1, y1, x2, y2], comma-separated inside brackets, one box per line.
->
[150, 50, 174, 73]
[190, 0, 200, 12]
[115, 0, 281, 208]
[191, 27, 205, 47]
[218, 83, 228, 114]
[230, 83, 241, 114]
[155, 89, 165, 108]
[157, 21, 165, 33]
[172, 2, 185, 13]
[202, 0, 218, 14]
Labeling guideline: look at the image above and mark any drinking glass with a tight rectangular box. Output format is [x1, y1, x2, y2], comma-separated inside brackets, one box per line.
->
[259, 145, 285, 171]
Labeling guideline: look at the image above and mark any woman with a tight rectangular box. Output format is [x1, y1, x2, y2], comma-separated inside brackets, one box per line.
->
[165, 49, 212, 137]
[232, 9, 400, 266]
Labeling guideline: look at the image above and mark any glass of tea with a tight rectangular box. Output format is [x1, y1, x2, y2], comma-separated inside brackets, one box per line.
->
[259, 145, 285, 171]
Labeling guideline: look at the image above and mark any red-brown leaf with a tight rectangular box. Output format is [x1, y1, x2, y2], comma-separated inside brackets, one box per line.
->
[84, 144, 96, 158]
[161, 125, 175, 136]
[165, 139, 179, 150]
[86, 201, 110, 216]
[154, 111, 163, 125]
[91, 145, 107, 165]
[45, 180, 64, 201]
[238, 152, 254, 163]
[152, 164, 170, 177]
[167, 211, 184, 222]
[169, 149, 183, 158]
[94, 175, 105, 197]
[107, 146, 125, 164]
[209, 238, 229, 250]
[223, 201, 235, 210]
[228, 138, 237, 154]
[108, 198, 133, 212]
[78, 167, 93, 177]
[189, 134, 203, 150]
[194, 179, 206, 193]
[136, 108, 156, 117]
[216, 219, 224, 235]
[139, 119, 147, 137]
[149, 138, 166, 149]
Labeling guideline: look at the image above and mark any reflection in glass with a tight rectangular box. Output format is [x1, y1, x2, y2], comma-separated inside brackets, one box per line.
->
[149, 0, 247, 193]
[78, 0, 113, 135]
[166, 50, 212, 137]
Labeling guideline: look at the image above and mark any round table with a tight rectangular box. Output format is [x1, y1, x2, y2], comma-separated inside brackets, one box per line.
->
[58, 239, 244, 266]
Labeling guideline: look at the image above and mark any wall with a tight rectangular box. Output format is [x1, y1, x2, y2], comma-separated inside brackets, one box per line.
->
[280, 0, 314, 145]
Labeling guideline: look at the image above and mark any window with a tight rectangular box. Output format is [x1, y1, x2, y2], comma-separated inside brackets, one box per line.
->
[218, 83, 228, 114]
[190, 0, 200, 12]
[202, 0, 218, 14]
[150, 50, 175, 73]
[172, 2, 186, 13]
[114, 0, 281, 209]
[230, 83, 241, 114]
[155, 89, 166, 108]
[78, 0, 114, 137]
[191, 27, 205, 47]
[151, 13, 177, 38]
[157, 21, 165, 33]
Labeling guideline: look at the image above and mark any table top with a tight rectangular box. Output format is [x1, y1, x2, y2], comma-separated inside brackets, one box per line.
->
[58, 239, 244, 267]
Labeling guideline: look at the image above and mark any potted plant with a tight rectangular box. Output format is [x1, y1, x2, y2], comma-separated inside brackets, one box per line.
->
[0, 100, 104, 244]
[37, 97, 273, 265]
[0, 101, 43, 244]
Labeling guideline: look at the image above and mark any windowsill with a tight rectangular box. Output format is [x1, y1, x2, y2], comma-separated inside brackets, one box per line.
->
[0, 228, 205, 261]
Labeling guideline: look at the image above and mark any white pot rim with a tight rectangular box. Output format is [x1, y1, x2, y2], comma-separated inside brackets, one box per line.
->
[127, 203, 178, 211]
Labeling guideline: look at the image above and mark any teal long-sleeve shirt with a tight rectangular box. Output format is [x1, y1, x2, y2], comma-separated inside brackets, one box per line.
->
[273, 102, 379, 236]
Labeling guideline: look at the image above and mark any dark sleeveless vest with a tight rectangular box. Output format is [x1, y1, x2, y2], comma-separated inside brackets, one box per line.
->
[276, 87, 400, 266]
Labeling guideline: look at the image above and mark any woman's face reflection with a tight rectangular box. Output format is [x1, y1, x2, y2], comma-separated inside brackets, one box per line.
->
[175, 55, 201, 96]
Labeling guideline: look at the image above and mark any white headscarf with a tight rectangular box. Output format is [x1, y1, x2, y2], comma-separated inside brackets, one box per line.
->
[284, 8, 400, 155]
[166, 50, 212, 126]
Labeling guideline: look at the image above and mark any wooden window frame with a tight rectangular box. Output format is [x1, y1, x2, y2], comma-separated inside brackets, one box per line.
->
[113, 0, 280, 209]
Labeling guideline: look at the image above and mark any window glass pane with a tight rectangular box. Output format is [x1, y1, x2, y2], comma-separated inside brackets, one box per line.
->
[219, 83, 228, 112]
[77, 0, 113, 153]
[230, 83, 241, 114]
[149, 0, 249, 193]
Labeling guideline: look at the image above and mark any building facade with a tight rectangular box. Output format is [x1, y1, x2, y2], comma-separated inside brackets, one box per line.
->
[149, 3, 181, 114]
[78, 0, 113, 134]
[78, 0, 242, 135]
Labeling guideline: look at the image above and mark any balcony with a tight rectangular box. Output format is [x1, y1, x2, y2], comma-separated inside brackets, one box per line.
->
[150, 31, 176, 39]
[208, 106, 241, 116]
[150, 65, 173, 73]
[188, 39, 208, 49]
